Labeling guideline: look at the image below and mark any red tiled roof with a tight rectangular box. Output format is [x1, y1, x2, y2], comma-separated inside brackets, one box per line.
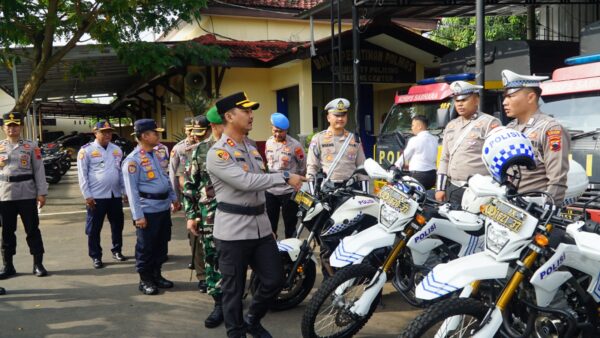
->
[217, 0, 324, 10]
[193, 34, 306, 63]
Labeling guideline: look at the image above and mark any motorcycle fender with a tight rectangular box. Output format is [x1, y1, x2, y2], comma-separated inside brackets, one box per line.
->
[330, 225, 395, 268]
[415, 252, 509, 300]
[277, 238, 318, 264]
[408, 238, 443, 265]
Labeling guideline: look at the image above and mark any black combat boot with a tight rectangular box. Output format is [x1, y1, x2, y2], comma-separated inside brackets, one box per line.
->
[244, 313, 273, 338]
[0, 255, 16, 280]
[205, 294, 224, 328]
[152, 269, 174, 289]
[33, 254, 48, 277]
[0, 286, 5, 295]
[139, 272, 158, 295]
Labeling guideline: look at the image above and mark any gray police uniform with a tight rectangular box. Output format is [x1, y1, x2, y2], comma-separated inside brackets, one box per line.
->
[0, 139, 48, 260]
[122, 145, 177, 279]
[307, 129, 368, 188]
[77, 140, 125, 260]
[206, 133, 286, 337]
[168, 138, 197, 196]
[437, 113, 500, 204]
[265, 135, 306, 238]
[507, 111, 570, 204]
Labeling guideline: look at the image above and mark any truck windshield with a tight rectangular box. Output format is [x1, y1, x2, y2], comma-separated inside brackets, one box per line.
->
[380, 100, 449, 135]
[542, 93, 600, 133]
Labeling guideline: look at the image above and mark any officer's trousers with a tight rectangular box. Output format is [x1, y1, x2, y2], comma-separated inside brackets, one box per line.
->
[85, 197, 124, 259]
[265, 192, 298, 238]
[135, 210, 172, 276]
[215, 235, 283, 338]
[0, 199, 44, 257]
[410, 170, 436, 190]
[188, 233, 206, 280]
[447, 183, 467, 207]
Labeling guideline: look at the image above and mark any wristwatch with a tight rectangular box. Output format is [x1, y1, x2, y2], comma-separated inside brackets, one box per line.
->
[282, 171, 290, 183]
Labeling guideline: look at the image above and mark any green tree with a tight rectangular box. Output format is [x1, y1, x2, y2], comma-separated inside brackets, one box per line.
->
[0, 1, 228, 113]
[429, 16, 528, 50]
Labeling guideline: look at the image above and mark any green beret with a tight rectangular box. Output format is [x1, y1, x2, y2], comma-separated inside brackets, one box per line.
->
[206, 106, 222, 124]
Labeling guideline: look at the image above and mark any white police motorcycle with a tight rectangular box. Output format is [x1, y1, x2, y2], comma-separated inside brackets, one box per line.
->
[300, 156, 498, 338]
[401, 128, 591, 338]
[249, 170, 379, 311]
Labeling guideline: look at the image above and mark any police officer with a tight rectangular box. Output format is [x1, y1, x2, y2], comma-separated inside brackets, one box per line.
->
[503, 69, 570, 204]
[265, 113, 306, 238]
[77, 120, 127, 269]
[306, 98, 368, 192]
[183, 115, 211, 292]
[169, 117, 207, 286]
[122, 119, 181, 295]
[183, 107, 225, 328]
[206, 92, 305, 338]
[435, 81, 501, 205]
[0, 112, 48, 279]
[169, 117, 197, 198]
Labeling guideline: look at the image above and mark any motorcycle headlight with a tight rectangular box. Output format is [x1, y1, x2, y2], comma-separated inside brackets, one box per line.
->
[380, 204, 396, 228]
[486, 223, 510, 254]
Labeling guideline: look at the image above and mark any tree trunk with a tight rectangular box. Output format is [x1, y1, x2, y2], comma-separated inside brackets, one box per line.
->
[12, 62, 50, 113]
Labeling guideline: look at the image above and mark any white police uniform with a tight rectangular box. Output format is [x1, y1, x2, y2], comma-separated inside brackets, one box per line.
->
[77, 125, 126, 263]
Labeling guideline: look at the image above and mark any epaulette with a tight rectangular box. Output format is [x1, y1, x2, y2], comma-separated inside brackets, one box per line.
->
[81, 142, 92, 148]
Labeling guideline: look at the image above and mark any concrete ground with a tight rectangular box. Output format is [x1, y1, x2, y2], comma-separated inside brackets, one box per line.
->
[0, 166, 421, 338]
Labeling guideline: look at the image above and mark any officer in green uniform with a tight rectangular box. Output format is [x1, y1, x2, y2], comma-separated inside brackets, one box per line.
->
[182, 107, 225, 328]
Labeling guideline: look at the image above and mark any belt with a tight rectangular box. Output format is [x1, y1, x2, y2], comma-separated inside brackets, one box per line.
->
[450, 180, 467, 187]
[217, 202, 265, 215]
[0, 174, 33, 182]
[139, 191, 169, 200]
[410, 170, 436, 174]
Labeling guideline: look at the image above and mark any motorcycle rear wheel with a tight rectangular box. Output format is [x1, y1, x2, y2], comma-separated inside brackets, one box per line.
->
[301, 263, 380, 338]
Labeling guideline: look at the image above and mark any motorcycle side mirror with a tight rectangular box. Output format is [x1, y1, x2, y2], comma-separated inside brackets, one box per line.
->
[364, 158, 394, 182]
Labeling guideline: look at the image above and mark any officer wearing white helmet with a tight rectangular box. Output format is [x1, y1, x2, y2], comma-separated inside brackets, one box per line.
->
[265, 113, 306, 238]
[306, 98, 368, 192]
[502, 69, 570, 205]
[436, 81, 501, 205]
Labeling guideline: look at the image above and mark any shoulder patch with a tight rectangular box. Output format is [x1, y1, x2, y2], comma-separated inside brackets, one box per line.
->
[547, 130, 562, 152]
[295, 146, 305, 160]
[128, 162, 137, 174]
[78, 149, 85, 160]
[216, 150, 230, 161]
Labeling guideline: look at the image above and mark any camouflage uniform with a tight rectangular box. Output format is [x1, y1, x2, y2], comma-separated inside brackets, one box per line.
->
[182, 135, 221, 296]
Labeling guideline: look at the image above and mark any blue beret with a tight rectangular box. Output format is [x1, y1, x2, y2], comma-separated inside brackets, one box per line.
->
[270, 112, 289, 130]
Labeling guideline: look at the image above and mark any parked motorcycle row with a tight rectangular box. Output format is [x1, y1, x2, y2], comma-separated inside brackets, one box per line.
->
[41, 143, 71, 184]
[262, 134, 600, 337]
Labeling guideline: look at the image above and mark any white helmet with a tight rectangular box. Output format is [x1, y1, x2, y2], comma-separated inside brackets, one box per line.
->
[482, 127, 536, 183]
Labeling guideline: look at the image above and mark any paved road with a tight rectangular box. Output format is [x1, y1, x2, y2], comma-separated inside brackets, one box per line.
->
[0, 166, 421, 337]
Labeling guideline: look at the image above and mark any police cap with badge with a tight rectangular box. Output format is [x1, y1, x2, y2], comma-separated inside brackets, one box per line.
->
[191, 115, 210, 137]
[502, 69, 548, 95]
[2, 112, 23, 126]
[216, 92, 259, 115]
[132, 119, 164, 136]
[450, 81, 482, 100]
[184, 117, 194, 131]
[93, 120, 114, 132]
[324, 98, 350, 116]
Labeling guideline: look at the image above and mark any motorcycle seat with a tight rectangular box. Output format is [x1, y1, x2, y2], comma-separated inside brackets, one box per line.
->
[446, 210, 483, 232]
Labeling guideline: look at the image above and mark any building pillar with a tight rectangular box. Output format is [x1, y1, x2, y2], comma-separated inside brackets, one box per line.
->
[298, 59, 313, 142]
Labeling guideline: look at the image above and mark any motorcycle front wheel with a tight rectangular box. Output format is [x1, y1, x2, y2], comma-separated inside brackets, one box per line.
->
[301, 263, 380, 338]
[399, 297, 489, 338]
[249, 255, 316, 311]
